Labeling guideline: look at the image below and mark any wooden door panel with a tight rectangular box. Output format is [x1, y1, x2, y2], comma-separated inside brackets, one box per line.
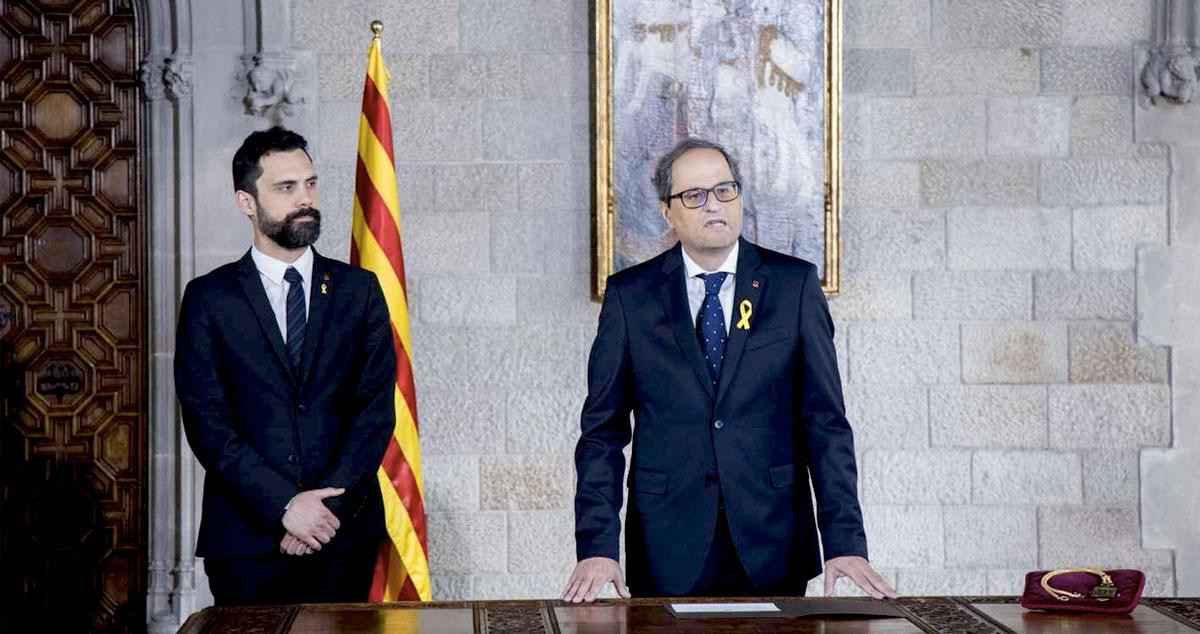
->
[1, 1, 146, 631]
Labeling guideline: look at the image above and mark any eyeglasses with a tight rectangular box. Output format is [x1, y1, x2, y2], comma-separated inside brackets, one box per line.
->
[663, 181, 741, 209]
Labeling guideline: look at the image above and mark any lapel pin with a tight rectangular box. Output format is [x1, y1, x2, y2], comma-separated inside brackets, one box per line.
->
[751, 279, 760, 289]
[736, 299, 753, 330]
[320, 283, 328, 295]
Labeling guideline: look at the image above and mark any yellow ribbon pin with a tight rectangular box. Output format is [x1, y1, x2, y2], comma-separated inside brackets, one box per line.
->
[320, 283, 328, 295]
[735, 299, 752, 330]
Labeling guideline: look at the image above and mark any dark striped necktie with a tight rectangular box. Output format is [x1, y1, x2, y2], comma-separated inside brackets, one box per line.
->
[283, 266, 306, 373]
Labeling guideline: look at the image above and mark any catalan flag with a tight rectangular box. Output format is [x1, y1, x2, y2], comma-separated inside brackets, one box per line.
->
[351, 21, 431, 602]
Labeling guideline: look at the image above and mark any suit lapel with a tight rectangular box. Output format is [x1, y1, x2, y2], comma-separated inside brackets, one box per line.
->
[658, 245, 716, 400]
[235, 251, 296, 387]
[298, 252, 333, 387]
[715, 240, 765, 405]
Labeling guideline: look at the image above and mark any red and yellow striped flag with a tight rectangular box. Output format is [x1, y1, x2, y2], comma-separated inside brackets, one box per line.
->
[351, 22, 431, 602]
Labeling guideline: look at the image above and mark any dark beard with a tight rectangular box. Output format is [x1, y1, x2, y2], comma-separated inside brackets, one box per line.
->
[258, 207, 321, 249]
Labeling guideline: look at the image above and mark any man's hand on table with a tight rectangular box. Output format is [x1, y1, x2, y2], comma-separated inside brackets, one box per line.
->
[562, 557, 631, 603]
[824, 556, 899, 599]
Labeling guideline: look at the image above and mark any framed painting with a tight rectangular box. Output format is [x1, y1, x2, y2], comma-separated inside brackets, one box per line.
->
[592, 0, 841, 298]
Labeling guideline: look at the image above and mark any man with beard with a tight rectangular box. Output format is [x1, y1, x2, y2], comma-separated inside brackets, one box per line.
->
[174, 126, 396, 604]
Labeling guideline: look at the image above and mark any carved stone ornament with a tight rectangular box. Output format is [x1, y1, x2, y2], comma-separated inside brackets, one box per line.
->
[139, 55, 193, 102]
[1142, 48, 1199, 105]
[1141, 0, 1200, 106]
[138, 55, 167, 101]
[164, 57, 194, 100]
[238, 53, 306, 118]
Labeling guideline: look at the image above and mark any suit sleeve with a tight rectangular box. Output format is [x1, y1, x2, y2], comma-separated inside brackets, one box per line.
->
[574, 280, 635, 561]
[175, 282, 299, 524]
[796, 265, 869, 561]
[314, 273, 396, 518]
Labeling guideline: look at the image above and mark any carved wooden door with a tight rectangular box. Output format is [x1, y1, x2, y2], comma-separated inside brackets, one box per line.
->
[0, 1, 146, 631]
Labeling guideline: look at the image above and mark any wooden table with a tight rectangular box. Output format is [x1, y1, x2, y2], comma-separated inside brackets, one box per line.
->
[180, 596, 1200, 633]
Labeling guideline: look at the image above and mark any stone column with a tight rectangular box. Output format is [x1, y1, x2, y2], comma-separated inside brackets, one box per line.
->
[140, 0, 198, 631]
[238, 0, 313, 125]
[1136, 0, 1200, 597]
[142, 0, 308, 628]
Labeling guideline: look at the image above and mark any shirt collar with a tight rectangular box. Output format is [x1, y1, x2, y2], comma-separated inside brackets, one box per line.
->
[681, 241, 739, 279]
[250, 244, 314, 286]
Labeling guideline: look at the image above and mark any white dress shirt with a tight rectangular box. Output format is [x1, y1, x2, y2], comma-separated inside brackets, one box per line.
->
[681, 242, 739, 333]
[250, 245, 313, 341]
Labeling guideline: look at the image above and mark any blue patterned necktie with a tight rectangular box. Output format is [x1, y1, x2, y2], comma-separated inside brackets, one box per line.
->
[283, 266, 307, 373]
[697, 272, 729, 386]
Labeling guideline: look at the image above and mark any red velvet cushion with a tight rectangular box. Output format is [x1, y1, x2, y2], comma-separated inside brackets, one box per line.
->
[1020, 569, 1145, 614]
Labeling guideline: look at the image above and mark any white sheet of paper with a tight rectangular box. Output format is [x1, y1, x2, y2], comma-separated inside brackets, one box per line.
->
[669, 603, 781, 613]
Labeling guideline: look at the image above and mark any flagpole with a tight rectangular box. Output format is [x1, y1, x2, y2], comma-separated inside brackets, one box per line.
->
[355, 16, 432, 602]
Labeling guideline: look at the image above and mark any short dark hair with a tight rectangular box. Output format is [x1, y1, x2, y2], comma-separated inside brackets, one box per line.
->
[651, 137, 742, 202]
[231, 126, 311, 195]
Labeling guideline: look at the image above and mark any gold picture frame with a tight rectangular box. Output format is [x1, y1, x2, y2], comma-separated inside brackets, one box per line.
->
[592, 0, 842, 299]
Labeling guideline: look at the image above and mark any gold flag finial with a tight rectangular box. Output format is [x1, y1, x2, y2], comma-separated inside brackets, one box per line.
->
[370, 20, 383, 38]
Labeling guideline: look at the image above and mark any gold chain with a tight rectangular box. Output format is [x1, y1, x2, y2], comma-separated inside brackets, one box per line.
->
[1040, 568, 1118, 602]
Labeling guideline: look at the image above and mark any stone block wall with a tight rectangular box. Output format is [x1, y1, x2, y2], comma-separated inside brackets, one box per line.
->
[837, 0, 1173, 597]
[289, 0, 1176, 598]
[293, 0, 594, 599]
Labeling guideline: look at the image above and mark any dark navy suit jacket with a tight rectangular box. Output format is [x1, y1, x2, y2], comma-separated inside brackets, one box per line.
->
[574, 239, 868, 596]
[175, 250, 395, 558]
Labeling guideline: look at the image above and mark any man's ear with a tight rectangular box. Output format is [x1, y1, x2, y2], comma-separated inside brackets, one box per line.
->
[660, 200, 671, 229]
[235, 190, 256, 219]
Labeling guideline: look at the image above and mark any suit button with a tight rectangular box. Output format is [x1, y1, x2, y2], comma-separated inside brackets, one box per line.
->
[713, 419, 724, 430]
[287, 454, 299, 464]
[298, 404, 308, 414]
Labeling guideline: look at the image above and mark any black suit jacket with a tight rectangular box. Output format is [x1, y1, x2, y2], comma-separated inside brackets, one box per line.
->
[574, 239, 867, 596]
[175, 249, 396, 558]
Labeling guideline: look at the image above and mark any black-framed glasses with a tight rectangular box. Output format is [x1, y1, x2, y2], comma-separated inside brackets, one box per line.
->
[663, 180, 741, 209]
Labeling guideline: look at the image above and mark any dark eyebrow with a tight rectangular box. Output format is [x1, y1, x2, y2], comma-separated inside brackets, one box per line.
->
[272, 179, 299, 188]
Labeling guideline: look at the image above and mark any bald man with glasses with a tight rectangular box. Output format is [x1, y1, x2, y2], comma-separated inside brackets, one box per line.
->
[563, 138, 896, 602]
